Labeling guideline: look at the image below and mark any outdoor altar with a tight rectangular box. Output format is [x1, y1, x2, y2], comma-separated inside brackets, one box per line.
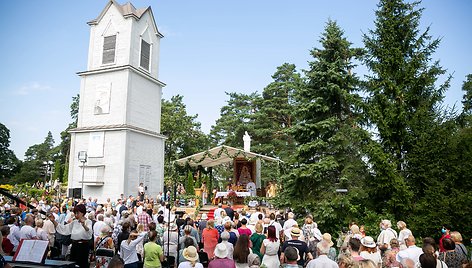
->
[174, 132, 282, 205]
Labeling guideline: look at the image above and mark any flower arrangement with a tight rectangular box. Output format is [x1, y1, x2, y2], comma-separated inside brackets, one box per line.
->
[226, 190, 238, 205]
[227, 190, 238, 198]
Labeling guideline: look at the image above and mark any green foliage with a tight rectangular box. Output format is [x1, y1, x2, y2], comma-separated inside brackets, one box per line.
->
[0, 123, 20, 182]
[186, 170, 195, 195]
[210, 92, 258, 148]
[282, 20, 367, 209]
[362, 0, 451, 218]
[162, 95, 210, 162]
[162, 95, 211, 186]
[251, 63, 301, 161]
[13, 132, 55, 184]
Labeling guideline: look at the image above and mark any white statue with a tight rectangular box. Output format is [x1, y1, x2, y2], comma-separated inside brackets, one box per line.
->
[243, 131, 251, 152]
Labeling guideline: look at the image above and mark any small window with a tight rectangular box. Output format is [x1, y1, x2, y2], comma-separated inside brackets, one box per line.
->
[140, 39, 151, 70]
[102, 35, 116, 64]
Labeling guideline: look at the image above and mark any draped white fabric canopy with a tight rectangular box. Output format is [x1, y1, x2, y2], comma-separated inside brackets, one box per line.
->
[174, 145, 281, 167]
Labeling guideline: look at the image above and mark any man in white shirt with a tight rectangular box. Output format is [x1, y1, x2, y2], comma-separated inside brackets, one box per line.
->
[377, 219, 397, 250]
[7, 217, 21, 251]
[396, 235, 423, 266]
[283, 212, 297, 230]
[306, 240, 339, 268]
[214, 203, 224, 220]
[93, 214, 107, 240]
[268, 213, 283, 239]
[19, 214, 37, 240]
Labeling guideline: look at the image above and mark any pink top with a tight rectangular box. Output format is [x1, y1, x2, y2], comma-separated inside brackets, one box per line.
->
[237, 227, 252, 237]
[202, 228, 219, 259]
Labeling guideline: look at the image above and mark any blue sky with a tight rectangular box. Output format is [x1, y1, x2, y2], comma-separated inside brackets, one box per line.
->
[0, 0, 470, 159]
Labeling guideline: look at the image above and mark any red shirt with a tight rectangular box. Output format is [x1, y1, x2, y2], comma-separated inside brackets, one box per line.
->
[2, 237, 14, 255]
[439, 234, 451, 252]
[137, 212, 152, 231]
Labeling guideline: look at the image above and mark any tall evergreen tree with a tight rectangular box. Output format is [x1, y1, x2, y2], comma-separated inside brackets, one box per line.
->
[161, 95, 210, 162]
[251, 63, 300, 161]
[0, 123, 20, 182]
[14, 131, 55, 184]
[283, 20, 366, 214]
[210, 92, 258, 148]
[362, 0, 449, 215]
[461, 74, 472, 116]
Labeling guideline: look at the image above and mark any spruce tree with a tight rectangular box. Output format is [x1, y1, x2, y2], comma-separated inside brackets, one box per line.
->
[285, 20, 366, 211]
[461, 74, 472, 115]
[362, 0, 449, 215]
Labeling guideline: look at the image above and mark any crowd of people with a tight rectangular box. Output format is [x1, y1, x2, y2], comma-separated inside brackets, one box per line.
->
[0, 193, 470, 268]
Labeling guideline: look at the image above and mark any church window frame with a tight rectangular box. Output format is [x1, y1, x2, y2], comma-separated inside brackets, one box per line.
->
[139, 39, 151, 71]
[102, 35, 117, 65]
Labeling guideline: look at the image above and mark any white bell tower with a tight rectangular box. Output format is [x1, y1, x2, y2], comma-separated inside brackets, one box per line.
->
[68, 0, 166, 202]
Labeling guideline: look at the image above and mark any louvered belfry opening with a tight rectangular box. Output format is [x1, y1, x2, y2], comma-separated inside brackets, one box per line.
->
[102, 35, 116, 64]
[140, 39, 150, 70]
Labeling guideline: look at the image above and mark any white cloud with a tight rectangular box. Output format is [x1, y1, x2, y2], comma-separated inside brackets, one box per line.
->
[13, 82, 52, 96]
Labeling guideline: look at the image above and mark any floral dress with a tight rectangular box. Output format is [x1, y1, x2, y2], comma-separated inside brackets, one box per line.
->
[95, 236, 114, 268]
[439, 250, 467, 268]
[382, 247, 401, 268]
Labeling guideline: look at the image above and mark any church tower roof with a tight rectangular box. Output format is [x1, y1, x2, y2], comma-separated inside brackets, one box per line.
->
[88, 0, 159, 34]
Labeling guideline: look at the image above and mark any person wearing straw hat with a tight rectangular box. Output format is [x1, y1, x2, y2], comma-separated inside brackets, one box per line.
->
[306, 240, 339, 268]
[320, 233, 337, 261]
[178, 246, 203, 268]
[280, 227, 312, 267]
[360, 236, 381, 267]
[209, 243, 236, 268]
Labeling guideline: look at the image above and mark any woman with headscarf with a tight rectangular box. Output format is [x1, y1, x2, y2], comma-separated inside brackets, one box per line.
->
[178, 246, 203, 268]
[51, 204, 93, 268]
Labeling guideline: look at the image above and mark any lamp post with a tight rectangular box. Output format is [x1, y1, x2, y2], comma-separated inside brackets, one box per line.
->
[78, 151, 87, 200]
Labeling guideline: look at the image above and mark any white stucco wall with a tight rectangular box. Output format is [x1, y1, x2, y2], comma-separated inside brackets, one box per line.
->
[77, 71, 129, 128]
[127, 71, 161, 133]
[125, 131, 165, 199]
[68, 130, 127, 202]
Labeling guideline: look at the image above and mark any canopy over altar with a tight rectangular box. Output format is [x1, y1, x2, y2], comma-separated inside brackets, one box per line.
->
[174, 145, 280, 167]
[174, 133, 282, 205]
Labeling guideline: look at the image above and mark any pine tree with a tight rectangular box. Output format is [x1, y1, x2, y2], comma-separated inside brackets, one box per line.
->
[251, 63, 301, 161]
[210, 92, 258, 147]
[285, 20, 366, 210]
